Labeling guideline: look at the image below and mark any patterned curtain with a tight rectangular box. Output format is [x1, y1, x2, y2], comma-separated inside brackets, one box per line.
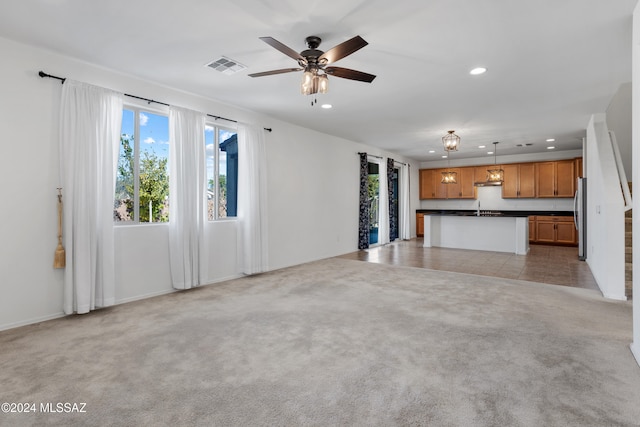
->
[358, 153, 369, 249]
[388, 157, 397, 242]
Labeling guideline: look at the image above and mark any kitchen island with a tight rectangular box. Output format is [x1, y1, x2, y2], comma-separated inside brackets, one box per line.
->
[423, 213, 529, 255]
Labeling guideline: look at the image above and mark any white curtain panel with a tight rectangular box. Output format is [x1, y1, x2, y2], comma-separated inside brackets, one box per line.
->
[59, 80, 123, 314]
[237, 123, 268, 274]
[399, 164, 412, 240]
[377, 158, 390, 246]
[168, 106, 207, 289]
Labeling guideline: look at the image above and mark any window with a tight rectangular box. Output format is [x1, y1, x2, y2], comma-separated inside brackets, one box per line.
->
[205, 124, 238, 220]
[114, 108, 170, 223]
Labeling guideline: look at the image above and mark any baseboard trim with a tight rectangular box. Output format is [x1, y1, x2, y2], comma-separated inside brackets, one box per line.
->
[0, 312, 66, 332]
[631, 343, 640, 368]
[115, 288, 176, 305]
[1, 274, 247, 333]
[115, 274, 246, 305]
[602, 292, 628, 301]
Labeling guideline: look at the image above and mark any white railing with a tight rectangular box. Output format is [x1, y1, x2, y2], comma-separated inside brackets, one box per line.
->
[609, 130, 633, 211]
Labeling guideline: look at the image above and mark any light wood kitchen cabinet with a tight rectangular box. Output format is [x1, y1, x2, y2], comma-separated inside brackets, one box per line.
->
[502, 163, 535, 198]
[474, 166, 489, 184]
[416, 212, 425, 237]
[419, 167, 475, 199]
[459, 167, 476, 198]
[529, 217, 536, 242]
[555, 161, 575, 197]
[434, 169, 449, 199]
[419, 169, 436, 199]
[442, 167, 476, 199]
[420, 158, 580, 200]
[575, 157, 583, 179]
[532, 216, 576, 245]
[536, 160, 575, 198]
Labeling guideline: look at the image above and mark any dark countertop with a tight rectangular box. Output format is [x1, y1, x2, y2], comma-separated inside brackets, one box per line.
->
[416, 209, 574, 218]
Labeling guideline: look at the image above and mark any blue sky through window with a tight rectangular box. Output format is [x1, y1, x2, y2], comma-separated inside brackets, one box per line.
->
[121, 110, 234, 170]
[121, 110, 169, 159]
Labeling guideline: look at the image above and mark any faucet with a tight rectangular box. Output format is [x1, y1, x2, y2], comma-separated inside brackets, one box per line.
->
[476, 200, 480, 216]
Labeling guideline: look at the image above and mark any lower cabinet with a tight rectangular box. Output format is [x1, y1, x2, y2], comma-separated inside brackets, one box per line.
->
[529, 217, 536, 242]
[530, 216, 577, 245]
[416, 213, 425, 237]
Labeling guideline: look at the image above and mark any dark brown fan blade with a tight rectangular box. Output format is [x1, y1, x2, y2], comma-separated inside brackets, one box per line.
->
[325, 67, 376, 83]
[248, 68, 303, 78]
[259, 37, 306, 62]
[319, 35, 368, 64]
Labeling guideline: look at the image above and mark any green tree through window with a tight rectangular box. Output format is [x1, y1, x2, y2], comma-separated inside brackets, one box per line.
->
[115, 109, 169, 223]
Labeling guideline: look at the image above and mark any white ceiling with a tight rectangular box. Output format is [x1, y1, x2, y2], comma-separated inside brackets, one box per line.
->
[0, 0, 635, 161]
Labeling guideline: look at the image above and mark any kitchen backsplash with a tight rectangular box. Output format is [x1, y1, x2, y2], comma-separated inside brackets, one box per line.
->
[419, 185, 574, 211]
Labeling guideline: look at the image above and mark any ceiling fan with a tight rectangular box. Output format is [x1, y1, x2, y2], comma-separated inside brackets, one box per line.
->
[248, 35, 376, 98]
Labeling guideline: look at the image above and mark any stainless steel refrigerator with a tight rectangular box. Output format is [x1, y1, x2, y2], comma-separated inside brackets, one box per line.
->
[574, 178, 587, 260]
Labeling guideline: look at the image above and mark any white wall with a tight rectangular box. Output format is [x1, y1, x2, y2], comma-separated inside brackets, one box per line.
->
[606, 82, 632, 180]
[585, 114, 626, 301]
[0, 36, 420, 330]
[631, 0, 640, 368]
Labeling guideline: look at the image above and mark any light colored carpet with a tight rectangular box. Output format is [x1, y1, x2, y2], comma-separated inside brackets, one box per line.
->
[0, 258, 639, 426]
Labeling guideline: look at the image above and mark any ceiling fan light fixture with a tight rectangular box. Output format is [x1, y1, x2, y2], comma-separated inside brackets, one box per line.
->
[300, 69, 314, 94]
[250, 35, 375, 98]
[318, 74, 329, 94]
[442, 130, 460, 151]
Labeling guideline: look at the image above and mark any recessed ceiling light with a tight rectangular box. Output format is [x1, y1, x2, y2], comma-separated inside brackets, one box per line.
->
[546, 138, 555, 142]
[478, 145, 486, 149]
[442, 155, 448, 158]
[470, 67, 487, 75]
[321, 104, 332, 109]
[429, 150, 435, 153]
[547, 146, 555, 150]
[487, 151, 494, 155]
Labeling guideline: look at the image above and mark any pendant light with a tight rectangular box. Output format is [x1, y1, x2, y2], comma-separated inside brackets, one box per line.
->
[442, 130, 460, 151]
[441, 153, 457, 184]
[486, 141, 504, 183]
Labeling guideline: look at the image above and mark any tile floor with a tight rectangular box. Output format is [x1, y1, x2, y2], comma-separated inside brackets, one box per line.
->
[338, 239, 600, 292]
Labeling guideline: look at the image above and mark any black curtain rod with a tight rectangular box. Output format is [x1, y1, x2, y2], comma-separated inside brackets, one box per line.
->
[39, 71, 272, 132]
[358, 152, 382, 159]
[357, 152, 408, 165]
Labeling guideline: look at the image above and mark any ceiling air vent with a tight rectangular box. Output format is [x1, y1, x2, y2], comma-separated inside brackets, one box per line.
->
[206, 56, 247, 75]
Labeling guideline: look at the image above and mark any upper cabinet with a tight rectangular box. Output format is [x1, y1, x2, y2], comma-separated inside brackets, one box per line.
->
[420, 158, 581, 200]
[419, 169, 436, 199]
[502, 163, 535, 198]
[419, 167, 476, 199]
[536, 160, 575, 198]
[575, 157, 583, 179]
[459, 167, 476, 198]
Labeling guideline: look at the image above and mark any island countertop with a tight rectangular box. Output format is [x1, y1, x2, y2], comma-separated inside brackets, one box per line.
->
[416, 209, 573, 218]
[422, 214, 530, 254]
